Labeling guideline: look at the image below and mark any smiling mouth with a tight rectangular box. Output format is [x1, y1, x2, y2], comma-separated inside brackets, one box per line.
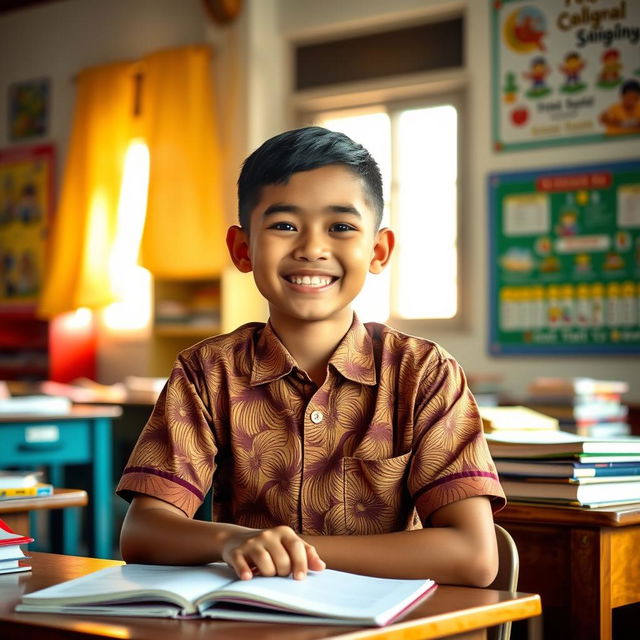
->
[284, 275, 337, 288]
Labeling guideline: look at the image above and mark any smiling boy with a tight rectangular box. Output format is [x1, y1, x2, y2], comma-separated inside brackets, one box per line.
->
[117, 127, 505, 585]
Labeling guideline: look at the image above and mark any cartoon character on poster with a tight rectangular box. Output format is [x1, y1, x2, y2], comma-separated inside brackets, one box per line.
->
[597, 48, 623, 88]
[556, 209, 579, 236]
[600, 79, 640, 135]
[523, 56, 552, 97]
[503, 5, 547, 53]
[559, 51, 586, 93]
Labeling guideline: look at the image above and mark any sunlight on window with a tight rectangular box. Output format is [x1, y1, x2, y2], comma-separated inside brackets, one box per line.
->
[315, 110, 391, 323]
[395, 106, 457, 319]
[315, 101, 459, 322]
[103, 140, 152, 332]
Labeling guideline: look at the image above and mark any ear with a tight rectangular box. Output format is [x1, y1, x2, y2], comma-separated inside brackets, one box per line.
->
[369, 228, 395, 274]
[226, 225, 253, 273]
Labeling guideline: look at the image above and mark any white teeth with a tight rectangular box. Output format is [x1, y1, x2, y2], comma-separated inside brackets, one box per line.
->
[288, 275, 333, 287]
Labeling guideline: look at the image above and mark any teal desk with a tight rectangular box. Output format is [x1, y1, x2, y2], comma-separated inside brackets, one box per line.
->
[0, 405, 121, 559]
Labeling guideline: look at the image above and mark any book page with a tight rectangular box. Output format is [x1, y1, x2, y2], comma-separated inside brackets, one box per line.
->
[209, 568, 434, 623]
[22, 564, 237, 609]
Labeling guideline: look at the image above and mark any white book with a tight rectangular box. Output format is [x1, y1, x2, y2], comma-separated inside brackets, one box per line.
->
[16, 563, 437, 626]
[0, 395, 71, 415]
[0, 565, 31, 575]
[0, 545, 27, 561]
[0, 470, 42, 489]
[486, 431, 640, 459]
[501, 477, 640, 506]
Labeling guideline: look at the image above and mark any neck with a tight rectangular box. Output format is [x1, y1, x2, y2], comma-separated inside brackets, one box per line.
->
[269, 309, 354, 386]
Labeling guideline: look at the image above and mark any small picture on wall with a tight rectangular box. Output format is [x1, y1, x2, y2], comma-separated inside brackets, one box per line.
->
[8, 77, 50, 141]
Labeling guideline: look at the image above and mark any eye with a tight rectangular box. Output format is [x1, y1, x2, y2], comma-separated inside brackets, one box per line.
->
[330, 222, 357, 233]
[269, 221, 296, 231]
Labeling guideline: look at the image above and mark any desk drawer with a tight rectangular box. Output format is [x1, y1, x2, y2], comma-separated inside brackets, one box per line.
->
[0, 421, 91, 466]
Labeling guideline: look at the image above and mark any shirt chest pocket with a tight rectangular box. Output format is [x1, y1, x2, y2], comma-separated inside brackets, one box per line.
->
[332, 452, 414, 535]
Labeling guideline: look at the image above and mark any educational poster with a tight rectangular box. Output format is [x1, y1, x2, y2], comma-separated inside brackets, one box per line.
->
[0, 144, 55, 311]
[488, 160, 640, 355]
[491, 0, 640, 151]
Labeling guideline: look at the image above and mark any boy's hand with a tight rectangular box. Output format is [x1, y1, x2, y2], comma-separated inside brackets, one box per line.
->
[222, 525, 325, 581]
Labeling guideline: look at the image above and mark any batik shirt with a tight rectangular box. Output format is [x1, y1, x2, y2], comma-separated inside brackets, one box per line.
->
[116, 316, 505, 534]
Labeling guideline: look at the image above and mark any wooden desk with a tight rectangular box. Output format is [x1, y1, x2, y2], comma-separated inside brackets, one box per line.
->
[0, 405, 121, 559]
[496, 501, 640, 640]
[0, 488, 88, 551]
[0, 552, 541, 640]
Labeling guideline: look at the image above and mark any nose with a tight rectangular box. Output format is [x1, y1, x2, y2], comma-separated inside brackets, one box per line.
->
[292, 227, 329, 261]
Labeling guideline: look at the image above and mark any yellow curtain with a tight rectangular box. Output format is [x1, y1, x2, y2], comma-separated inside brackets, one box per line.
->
[38, 61, 136, 317]
[139, 45, 226, 278]
[39, 45, 226, 318]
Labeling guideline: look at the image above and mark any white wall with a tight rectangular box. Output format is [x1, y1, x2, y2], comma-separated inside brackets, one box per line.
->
[1, 0, 638, 399]
[275, 0, 640, 403]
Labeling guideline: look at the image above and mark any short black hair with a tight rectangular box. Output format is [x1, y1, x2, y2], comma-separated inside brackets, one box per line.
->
[237, 126, 384, 230]
[621, 79, 640, 95]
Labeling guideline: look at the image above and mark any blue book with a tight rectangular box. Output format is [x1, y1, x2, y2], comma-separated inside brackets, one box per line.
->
[496, 459, 640, 479]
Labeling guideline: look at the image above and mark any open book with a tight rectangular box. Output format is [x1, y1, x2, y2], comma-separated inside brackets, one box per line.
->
[16, 563, 436, 626]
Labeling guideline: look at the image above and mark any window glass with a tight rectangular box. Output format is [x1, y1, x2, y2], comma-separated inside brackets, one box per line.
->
[314, 100, 459, 322]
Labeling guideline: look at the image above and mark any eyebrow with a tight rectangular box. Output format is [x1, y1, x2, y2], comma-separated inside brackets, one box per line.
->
[262, 203, 362, 218]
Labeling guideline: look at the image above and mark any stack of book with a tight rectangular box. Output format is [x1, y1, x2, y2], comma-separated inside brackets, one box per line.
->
[0, 518, 33, 574]
[487, 430, 640, 508]
[0, 470, 53, 500]
[479, 405, 559, 434]
[524, 377, 630, 438]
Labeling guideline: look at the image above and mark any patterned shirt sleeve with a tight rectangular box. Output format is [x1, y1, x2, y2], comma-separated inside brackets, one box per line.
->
[407, 349, 506, 523]
[115, 352, 217, 517]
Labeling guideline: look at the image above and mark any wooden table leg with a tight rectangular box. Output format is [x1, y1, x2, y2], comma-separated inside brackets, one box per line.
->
[570, 528, 612, 640]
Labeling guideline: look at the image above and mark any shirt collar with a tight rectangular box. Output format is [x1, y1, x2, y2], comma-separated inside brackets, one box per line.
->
[250, 321, 297, 386]
[250, 315, 377, 387]
[329, 314, 377, 386]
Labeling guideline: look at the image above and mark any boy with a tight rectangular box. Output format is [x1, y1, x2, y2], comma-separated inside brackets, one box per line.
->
[117, 127, 505, 585]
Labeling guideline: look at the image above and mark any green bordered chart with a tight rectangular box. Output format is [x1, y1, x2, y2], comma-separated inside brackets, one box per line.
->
[489, 160, 640, 355]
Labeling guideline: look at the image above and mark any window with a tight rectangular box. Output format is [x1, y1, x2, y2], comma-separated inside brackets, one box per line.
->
[309, 95, 461, 324]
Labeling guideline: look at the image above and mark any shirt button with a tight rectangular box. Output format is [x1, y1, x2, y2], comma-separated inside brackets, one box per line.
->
[310, 410, 324, 424]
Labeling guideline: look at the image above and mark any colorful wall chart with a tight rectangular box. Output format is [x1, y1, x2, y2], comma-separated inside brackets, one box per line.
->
[491, 0, 640, 151]
[488, 160, 640, 355]
[0, 144, 55, 310]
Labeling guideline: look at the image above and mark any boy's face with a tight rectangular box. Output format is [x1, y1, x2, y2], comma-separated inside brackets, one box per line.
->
[622, 89, 640, 110]
[227, 164, 393, 327]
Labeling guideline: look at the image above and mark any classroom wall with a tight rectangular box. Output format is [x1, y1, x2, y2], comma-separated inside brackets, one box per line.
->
[274, 0, 640, 402]
[0, 0, 638, 400]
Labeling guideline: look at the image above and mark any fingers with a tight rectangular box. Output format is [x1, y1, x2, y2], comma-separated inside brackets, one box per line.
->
[305, 542, 326, 573]
[226, 549, 254, 581]
[282, 535, 310, 580]
[223, 526, 325, 580]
